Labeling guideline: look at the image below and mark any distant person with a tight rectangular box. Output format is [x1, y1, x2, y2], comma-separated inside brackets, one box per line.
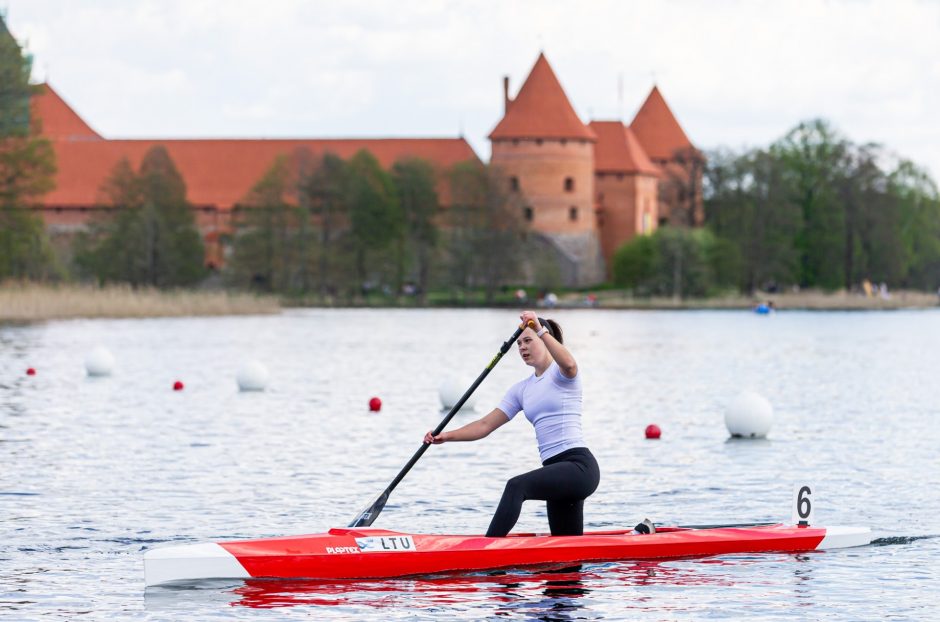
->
[879, 283, 890, 300]
[424, 310, 612, 537]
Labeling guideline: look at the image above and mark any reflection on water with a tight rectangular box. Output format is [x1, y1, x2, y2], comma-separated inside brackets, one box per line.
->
[3, 309, 940, 620]
[142, 555, 828, 619]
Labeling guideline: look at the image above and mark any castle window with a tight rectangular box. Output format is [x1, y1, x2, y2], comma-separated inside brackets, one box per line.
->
[564, 177, 575, 192]
[523, 206, 534, 222]
[510, 176, 519, 192]
[569, 207, 578, 221]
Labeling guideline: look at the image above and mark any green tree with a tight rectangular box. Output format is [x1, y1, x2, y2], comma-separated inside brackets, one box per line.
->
[75, 146, 205, 287]
[613, 227, 731, 298]
[391, 157, 439, 303]
[229, 155, 295, 291]
[704, 148, 801, 291]
[446, 163, 527, 303]
[612, 234, 654, 290]
[0, 16, 57, 280]
[774, 119, 849, 289]
[346, 149, 401, 294]
[890, 160, 940, 289]
[301, 152, 349, 295]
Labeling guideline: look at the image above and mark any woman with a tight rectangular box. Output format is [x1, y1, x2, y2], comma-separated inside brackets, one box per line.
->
[424, 310, 600, 537]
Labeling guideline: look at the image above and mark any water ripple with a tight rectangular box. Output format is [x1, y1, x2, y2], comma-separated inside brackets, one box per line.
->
[2, 309, 940, 620]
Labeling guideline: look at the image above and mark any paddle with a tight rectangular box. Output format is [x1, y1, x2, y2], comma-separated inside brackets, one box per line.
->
[348, 321, 533, 528]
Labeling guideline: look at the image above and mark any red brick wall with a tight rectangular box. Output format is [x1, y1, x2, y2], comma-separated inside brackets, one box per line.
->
[491, 138, 596, 235]
[595, 172, 659, 275]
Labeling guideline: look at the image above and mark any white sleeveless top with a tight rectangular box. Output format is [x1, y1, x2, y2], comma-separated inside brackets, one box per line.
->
[497, 361, 585, 462]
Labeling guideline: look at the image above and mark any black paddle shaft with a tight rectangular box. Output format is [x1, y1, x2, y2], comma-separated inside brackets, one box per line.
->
[349, 324, 529, 528]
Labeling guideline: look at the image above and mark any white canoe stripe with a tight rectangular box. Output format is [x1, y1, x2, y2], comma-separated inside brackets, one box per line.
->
[817, 526, 872, 550]
[144, 542, 250, 586]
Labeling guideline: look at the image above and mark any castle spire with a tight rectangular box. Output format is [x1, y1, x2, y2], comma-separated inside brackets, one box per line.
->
[489, 53, 595, 141]
[630, 86, 694, 162]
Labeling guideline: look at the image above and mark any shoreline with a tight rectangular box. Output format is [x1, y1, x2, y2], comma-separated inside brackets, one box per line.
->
[584, 289, 940, 311]
[2, 283, 937, 322]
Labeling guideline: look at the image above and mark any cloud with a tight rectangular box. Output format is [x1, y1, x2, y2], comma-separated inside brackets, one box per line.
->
[5, 0, 939, 176]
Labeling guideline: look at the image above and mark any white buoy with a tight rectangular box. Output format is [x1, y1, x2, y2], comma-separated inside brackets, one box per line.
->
[236, 360, 269, 392]
[84, 346, 115, 377]
[724, 391, 774, 438]
[438, 377, 477, 411]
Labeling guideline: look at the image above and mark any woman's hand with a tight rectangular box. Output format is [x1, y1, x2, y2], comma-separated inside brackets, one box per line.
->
[424, 430, 446, 444]
[520, 310, 539, 331]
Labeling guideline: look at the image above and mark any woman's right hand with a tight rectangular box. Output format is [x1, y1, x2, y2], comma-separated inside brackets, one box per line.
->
[424, 430, 446, 444]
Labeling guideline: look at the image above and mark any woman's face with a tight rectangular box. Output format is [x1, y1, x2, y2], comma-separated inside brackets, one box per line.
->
[516, 328, 546, 366]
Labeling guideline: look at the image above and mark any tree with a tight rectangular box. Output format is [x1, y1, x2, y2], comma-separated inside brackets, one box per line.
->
[704, 148, 801, 291]
[890, 160, 940, 289]
[774, 119, 849, 289]
[660, 146, 706, 226]
[611, 227, 728, 297]
[391, 157, 439, 303]
[229, 155, 295, 291]
[0, 16, 57, 280]
[346, 149, 401, 294]
[446, 162, 526, 303]
[75, 146, 205, 287]
[301, 152, 349, 295]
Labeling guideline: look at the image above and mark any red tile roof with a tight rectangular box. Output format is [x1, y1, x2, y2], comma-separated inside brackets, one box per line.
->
[630, 86, 694, 162]
[489, 53, 595, 142]
[32, 84, 478, 210]
[31, 84, 102, 140]
[589, 121, 660, 176]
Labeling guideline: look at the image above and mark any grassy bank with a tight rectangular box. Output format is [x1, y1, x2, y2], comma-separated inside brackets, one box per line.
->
[590, 288, 940, 310]
[0, 282, 280, 322]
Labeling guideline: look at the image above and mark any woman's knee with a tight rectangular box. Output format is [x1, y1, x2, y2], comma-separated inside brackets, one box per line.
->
[504, 474, 527, 497]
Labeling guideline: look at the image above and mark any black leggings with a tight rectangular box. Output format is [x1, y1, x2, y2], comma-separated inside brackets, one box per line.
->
[486, 447, 600, 537]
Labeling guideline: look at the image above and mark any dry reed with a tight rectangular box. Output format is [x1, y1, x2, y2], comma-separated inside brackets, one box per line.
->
[0, 282, 280, 322]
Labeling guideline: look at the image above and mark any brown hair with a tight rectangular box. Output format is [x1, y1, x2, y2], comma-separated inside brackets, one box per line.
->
[537, 317, 564, 344]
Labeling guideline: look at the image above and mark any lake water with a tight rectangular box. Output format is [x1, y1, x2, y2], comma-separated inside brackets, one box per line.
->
[1, 308, 938, 620]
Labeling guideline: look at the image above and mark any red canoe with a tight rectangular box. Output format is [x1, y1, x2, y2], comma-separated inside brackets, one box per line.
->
[144, 523, 871, 586]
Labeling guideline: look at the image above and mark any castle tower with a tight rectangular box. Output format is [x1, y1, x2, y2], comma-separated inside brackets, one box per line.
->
[630, 86, 703, 226]
[589, 121, 661, 275]
[489, 53, 604, 287]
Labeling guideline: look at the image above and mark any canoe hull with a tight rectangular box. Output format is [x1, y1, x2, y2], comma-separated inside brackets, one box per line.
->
[144, 524, 872, 586]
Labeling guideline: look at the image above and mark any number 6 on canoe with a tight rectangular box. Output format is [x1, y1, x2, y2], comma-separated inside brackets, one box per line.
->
[349, 321, 534, 528]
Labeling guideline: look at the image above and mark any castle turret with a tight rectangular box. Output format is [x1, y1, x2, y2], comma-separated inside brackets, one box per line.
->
[489, 53, 603, 286]
[631, 86, 703, 226]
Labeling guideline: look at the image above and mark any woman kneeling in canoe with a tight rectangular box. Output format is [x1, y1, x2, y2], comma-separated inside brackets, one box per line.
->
[424, 310, 600, 537]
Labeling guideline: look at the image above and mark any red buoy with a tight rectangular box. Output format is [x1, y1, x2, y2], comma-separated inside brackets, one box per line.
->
[368, 397, 382, 412]
[173, 380, 184, 391]
[26, 367, 36, 376]
[645, 424, 661, 439]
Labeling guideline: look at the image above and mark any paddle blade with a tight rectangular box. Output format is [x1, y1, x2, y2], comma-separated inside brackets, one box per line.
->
[348, 491, 389, 528]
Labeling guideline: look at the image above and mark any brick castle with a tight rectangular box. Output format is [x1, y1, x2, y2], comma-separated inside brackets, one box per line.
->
[27, 47, 700, 286]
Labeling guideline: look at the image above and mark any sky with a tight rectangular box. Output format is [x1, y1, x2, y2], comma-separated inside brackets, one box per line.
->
[4, 0, 939, 178]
